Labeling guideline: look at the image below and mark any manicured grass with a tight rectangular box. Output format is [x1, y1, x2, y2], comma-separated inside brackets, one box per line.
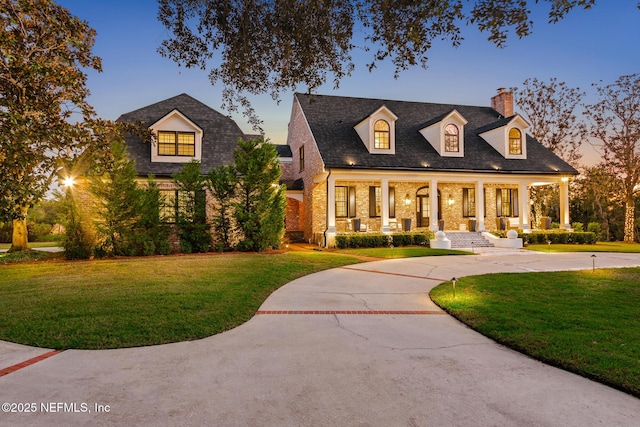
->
[0, 250, 59, 264]
[334, 247, 473, 258]
[526, 242, 640, 253]
[0, 252, 361, 350]
[430, 268, 640, 397]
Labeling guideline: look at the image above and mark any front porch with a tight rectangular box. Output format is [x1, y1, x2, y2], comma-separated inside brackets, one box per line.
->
[320, 171, 571, 247]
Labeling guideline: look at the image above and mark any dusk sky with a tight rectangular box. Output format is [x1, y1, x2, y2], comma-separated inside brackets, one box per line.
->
[57, 1, 640, 165]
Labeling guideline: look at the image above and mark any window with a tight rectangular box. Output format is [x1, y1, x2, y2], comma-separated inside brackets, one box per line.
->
[496, 188, 519, 217]
[509, 128, 522, 155]
[444, 123, 459, 152]
[462, 188, 476, 217]
[299, 145, 305, 172]
[336, 186, 356, 218]
[160, 190, 177, 222]
[374, 120, 390, 149]
[159, 189, 206, 223]
[158, 131, 196, 157]
[369, 186, 395, 218]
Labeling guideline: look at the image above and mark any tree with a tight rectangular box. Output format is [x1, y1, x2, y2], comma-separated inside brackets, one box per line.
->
[513, 77, 585, 227]
[158, 0, 599, 127]
[0, 0, 101, 252]
[206, 164, 237, 250]
[233, 137, 286, 252]
[90, 140, 144, 257]
[584, 74, 640, 243]
[172, 160, 211, 253]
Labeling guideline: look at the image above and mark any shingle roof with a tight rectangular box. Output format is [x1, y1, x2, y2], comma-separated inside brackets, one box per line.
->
[118, 94, 248, 176]
[295, 93, 578, 175]
[276, 144, 293, 157]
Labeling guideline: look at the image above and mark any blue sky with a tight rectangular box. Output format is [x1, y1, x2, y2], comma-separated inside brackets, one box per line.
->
[58, 1, 640, 165]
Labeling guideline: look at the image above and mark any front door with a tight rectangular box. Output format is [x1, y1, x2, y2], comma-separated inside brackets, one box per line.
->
[417, 195, 430, 228]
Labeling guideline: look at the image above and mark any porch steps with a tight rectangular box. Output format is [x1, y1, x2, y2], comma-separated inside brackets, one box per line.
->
[444, 231, 494, 249]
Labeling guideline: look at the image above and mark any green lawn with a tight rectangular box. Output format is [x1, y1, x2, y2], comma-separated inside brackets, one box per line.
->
[430, 268, 640, 397]
[526, 241, 640, 253]
[0, 252, 361, 350]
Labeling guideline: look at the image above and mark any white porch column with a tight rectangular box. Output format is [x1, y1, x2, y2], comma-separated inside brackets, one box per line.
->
[326, 174, 337, 236]
[476, 180, 485, 231]
[519, 181, 530, 232]
[430, 179, 439, 231]
[381, 178, 390, 233]
[559, 178, 571, 229]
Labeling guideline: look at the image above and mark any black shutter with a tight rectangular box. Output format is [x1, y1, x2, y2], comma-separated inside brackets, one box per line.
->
[389, 186, 395, 218]
[496, 189, 502, 217]
[348, 186, 356, 218]
[512, 189, 519, 217]
[462, 188, 469, 217]
[369, 186, 377, 217]
[483, 188, 487, 217]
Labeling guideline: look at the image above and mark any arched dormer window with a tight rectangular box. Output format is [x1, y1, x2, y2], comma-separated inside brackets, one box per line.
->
[509, 128, 522, 155]
[374, 120, 390, 149]
[444, 123, 459, 152]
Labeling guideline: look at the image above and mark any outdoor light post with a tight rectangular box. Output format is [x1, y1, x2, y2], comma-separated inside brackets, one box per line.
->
[452, 277, 457, 298]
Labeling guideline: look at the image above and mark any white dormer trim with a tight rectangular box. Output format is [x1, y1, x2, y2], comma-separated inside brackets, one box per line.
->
[479, 114, 529, 159]
[419, 109, 468, 157]
[354, 105, 398, 154]
[150, 109, 203, 163]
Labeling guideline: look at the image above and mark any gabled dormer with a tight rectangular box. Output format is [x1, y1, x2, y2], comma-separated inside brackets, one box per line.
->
[478, 114, 529, 159]
[149, 109, 203, 164]
[418, 109, 468, 157]
[353, 105, 398, 154]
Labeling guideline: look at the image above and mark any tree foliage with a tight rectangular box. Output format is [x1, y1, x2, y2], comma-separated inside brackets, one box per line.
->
[172, 160, 211, 253]
[233, 137, 286, 252]
[584, 74, 640, 243]
[0, 0, 102, 251]
[206, 164, 237, 250]
[158, 0, 598, 127]
[513, 77, 586, 166]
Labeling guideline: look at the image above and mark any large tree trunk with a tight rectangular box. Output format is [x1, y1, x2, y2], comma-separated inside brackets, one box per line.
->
[623, 197, 635, 243]
[9, 206, 30, 252]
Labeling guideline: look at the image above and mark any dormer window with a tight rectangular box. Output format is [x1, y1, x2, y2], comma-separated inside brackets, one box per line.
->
[158, 131, 196, 156]
[444, 124, 459, 152]
[374, 120, 390, 149]
[509, 128, 522, 155]
[478, 114, 529, 159]
[419, 109, 467, 157]
[150, 109, 203, 164]
[353, 105, 397, 154]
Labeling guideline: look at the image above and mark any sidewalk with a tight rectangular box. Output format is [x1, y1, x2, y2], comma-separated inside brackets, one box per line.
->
[1, 251, 639, 426]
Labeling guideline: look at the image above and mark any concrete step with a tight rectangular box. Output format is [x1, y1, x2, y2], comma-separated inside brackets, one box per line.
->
[443, 231, 494, 249]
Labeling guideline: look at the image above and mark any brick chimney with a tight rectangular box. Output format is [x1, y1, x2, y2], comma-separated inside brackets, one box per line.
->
[491, 88, 514, 118]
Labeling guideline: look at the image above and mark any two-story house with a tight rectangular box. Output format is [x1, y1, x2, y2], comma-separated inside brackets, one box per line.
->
[280, 90, 578, 247]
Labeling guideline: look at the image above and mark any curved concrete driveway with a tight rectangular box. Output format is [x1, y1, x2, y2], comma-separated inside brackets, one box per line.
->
[1, 250, 640, 426]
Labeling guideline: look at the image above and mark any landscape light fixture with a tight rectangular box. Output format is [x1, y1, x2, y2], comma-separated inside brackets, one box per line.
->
[452, 277, 457, 298]
[591, 254, 596, 272]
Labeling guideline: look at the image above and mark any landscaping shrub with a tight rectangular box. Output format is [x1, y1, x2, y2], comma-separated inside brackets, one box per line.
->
[514, 231, 597, 245]
[587, 222, 602, 240]
[336, 232, 431, 249]
[572, 222, 584, 232]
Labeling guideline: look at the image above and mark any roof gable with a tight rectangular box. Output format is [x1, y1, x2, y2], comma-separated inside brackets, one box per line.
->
[118, 94, 248, 176]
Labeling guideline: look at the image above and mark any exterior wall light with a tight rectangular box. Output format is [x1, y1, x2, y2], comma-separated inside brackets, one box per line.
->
[447, 194, 454, 206]
[404, 194, 411, 205]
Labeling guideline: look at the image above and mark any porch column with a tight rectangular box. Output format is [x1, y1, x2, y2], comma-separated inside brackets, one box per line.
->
[519, 181, 530, 232]
[476, 180, 485, 231]
[559, 178, 571, 229]
[381, 178, 390, 233]
[326, 174, 337, 237]
[430, 179, 439, 231]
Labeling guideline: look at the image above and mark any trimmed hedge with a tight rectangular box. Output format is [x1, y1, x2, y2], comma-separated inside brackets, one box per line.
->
[336, 232, 433, 249]
[493, 230, 597, 245]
